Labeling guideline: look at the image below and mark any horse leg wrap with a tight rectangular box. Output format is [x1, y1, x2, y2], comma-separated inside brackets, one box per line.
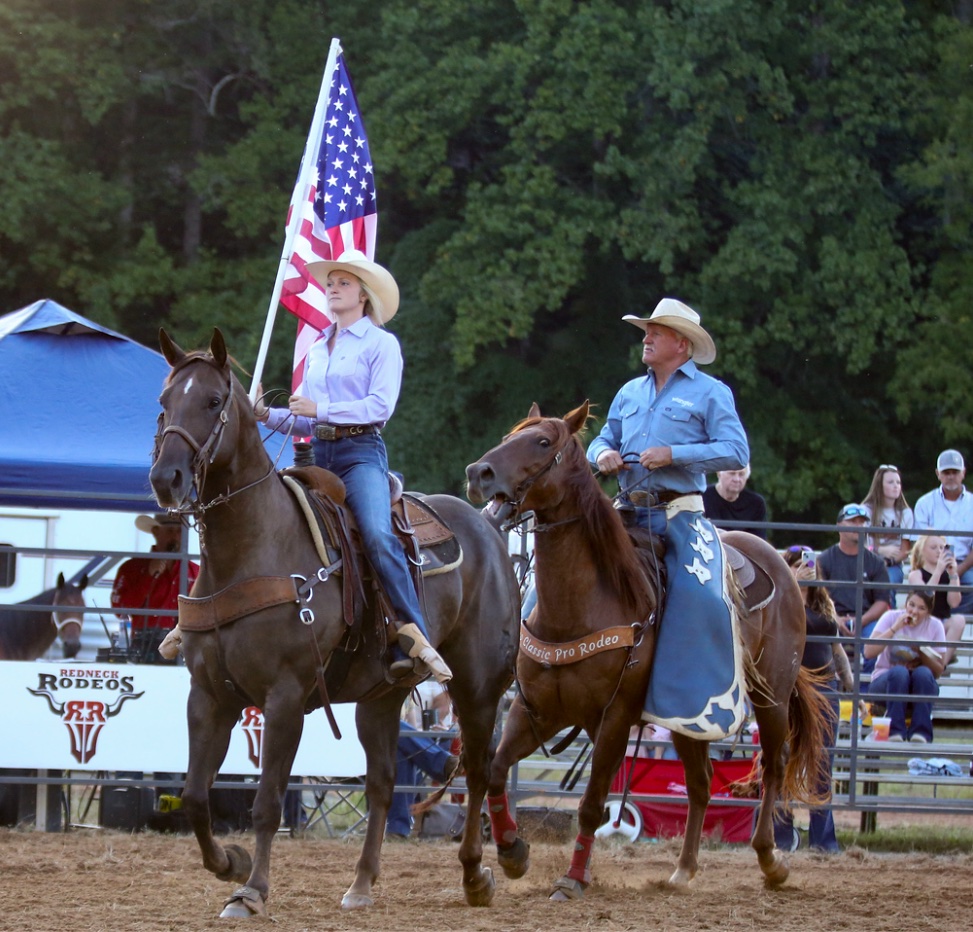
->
[396, 622, 453, 684]
[566, 833, 595, 885]
[487, 792, 519, 846]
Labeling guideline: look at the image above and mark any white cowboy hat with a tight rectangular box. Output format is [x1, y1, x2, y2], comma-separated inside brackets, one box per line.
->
[306, 249, 400, 324]
[135, 513, 182, 533]
[621, 298, 717, 365]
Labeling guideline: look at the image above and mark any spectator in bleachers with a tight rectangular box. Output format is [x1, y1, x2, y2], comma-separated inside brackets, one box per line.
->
[775, 545, 842, 853]
[702, 465, 768, 539]
[913, 450, 973, 614]
[864, 590, 946, 743]
[907, 535, 965, 664]
[860, 465, 914, 597]
[817, 504, 891, 673]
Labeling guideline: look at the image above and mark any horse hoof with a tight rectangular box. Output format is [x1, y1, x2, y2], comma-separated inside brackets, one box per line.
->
[341, 891, 375, 910]
[762, 850, 790, 888]
[219, 885, 266, 918]
[215, 843, 252, 883]
[498, 838, 530, 879]
[666, 867, 695, 888]
[549, 876, 586, 901]
[464, 866, 495, 907]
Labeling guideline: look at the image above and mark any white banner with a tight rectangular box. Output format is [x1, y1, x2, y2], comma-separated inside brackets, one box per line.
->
[0, 660, 365, 777]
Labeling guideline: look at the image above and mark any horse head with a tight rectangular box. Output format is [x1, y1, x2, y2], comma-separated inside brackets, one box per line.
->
[466, 401, 591, 521]
[151, 328, 266, 511]
[53, 571, 87, 659]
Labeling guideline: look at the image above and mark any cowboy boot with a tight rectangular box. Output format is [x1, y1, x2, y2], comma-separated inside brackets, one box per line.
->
[392, 622, 452, 684]
[158, 626, 183, 660]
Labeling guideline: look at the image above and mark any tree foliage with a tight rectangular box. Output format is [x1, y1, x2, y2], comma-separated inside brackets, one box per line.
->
[1, 0, 970, 520]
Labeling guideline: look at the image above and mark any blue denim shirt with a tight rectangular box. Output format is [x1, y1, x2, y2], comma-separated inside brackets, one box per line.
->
[586, 361, 749, 496]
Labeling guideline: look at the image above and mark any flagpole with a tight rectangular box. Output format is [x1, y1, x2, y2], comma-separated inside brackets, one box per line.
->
[248, 37, 342, 403]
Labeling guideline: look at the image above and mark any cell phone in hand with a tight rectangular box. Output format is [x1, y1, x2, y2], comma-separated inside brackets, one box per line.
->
[800, 550, 816, 569]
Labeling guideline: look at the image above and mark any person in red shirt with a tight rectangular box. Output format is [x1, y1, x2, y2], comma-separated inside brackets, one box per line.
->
[111, 513, 199, 635]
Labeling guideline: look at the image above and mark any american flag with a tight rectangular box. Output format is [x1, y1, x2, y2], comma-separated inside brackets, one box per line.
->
[280, 48, 377, 392]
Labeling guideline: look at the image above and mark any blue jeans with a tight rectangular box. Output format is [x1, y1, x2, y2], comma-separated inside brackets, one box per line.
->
[869, 665, 939, 742]
[959, 567, 973, 615]
[386, 721, 452, 836]
[311, 433, 429, 640]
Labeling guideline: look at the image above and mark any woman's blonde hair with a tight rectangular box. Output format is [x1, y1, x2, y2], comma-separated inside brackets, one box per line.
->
[359, 279, 386, 326]
[909, 535, 943, 572]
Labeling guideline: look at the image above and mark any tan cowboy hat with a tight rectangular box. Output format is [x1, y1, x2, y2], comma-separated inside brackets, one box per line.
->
[135, 513, 182, 533]
[306, 249, 400, 324]
[622, 298, 717, 365]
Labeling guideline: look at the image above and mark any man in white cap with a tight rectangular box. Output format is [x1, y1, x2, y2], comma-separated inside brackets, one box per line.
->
[111, 513, 199, 645]
[587, 298, 750, 741]
[914, 449, 973, 613]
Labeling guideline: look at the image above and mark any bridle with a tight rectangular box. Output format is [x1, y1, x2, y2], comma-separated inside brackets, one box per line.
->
[52, 601, 83, 636]
[154, 356, 274, 516]
[499, 430, 579, 534]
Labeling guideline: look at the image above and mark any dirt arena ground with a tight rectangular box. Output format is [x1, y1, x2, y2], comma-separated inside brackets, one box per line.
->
[4, 825, 973, 932]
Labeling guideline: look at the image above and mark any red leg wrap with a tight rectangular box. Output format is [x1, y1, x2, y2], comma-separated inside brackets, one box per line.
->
[487, 793, 519, 846]
[567, 833, 595, 884]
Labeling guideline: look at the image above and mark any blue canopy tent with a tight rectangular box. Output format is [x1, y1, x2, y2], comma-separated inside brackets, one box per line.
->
[0, 299, 293, 511]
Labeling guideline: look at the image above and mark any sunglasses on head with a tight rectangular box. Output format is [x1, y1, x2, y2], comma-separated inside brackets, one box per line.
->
[878, 464, 899, 472]
[840, 505, 870, 520]
[786, 545, 813, 553]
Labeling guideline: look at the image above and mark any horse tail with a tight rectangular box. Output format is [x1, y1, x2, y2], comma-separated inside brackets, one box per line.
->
[781, 666, 833, 806]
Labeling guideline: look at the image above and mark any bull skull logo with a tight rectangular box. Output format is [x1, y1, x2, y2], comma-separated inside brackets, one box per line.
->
[240, 706, 264, 768]
[29, 689, 144, 764]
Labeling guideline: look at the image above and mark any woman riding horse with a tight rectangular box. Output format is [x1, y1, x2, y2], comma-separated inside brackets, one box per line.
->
[256, 250, 450, 684]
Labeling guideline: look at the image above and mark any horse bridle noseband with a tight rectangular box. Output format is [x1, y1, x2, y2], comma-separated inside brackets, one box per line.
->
[154, 357, 274, 515]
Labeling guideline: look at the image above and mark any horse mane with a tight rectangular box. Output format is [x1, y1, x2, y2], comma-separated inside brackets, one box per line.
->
[511, 415, 656, 620]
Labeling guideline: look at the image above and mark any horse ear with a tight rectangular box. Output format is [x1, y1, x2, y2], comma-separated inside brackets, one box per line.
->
[563, 400, 590, 435]
[528, 402, 541, 419]
[56, 572, 65, 589]
[210, 328, 228, 368]
[79, 574, 89, 592]
[159, 329, 186, 366]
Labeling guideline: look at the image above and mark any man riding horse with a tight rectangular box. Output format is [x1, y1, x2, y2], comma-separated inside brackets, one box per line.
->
[587, 299, 749, 742]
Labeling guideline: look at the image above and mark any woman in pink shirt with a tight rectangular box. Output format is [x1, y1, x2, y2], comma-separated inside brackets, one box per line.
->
[864, 590, 945, 742]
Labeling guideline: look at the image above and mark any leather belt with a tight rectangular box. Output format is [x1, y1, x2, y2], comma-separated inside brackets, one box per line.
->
[629, 489, 697, 507]
[313, 423, 381, 441]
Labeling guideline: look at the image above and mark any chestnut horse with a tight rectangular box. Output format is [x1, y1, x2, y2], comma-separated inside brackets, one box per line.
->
[466, 402, 829, 899]
[0, 573, 87, 660]
[149, 330, 518, 918]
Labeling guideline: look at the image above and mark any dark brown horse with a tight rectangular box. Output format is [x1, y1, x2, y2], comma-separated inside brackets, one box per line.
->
[149, 329, 519, 918]
[466, 402, 829, 898]
[0, 573, 87, 660]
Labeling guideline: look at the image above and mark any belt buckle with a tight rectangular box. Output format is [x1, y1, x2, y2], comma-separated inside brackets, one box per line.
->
[317, 424, 337, 441]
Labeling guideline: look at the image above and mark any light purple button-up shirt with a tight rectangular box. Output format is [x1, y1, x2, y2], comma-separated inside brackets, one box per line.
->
[264, 315, 403, 436]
